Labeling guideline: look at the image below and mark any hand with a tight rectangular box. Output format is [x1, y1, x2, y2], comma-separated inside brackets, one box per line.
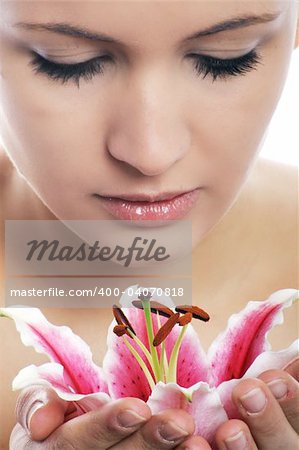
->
[213, 360, 299, 449]
[10, 386, 210, 449]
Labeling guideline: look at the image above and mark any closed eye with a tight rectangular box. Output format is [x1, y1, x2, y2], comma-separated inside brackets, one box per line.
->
[188, 49, 261, 81]
[28, 52, 112, 87]
[28, 48, 261, 88]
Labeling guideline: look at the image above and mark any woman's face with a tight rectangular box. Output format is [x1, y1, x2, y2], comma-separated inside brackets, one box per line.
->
[0, 1, 297, 244]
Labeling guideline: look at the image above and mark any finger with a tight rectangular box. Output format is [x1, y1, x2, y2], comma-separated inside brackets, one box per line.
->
[232, 378, 298, 449]
[111, 408, 195, 450]
[175, 435, 212, 449]
[16, 386, 76, 441]
[49, 397, 152, 449]
[215, 419, 258, 450]
[10, 424, 31, 450]
[284, 357, 299, 381]
[258, 368, 299, 433]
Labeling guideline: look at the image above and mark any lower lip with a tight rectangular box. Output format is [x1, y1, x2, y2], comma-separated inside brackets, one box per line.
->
[95, 189, 200, 221]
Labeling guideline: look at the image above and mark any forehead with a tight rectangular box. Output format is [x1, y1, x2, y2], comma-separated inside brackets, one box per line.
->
[1, 1, 287, 50]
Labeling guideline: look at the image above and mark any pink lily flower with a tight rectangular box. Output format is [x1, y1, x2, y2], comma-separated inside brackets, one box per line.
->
[1, 287, 298, 448]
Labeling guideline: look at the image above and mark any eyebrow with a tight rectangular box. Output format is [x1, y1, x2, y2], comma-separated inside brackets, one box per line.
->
[14, 12, 281, 44]
[185, 12, 281, 40]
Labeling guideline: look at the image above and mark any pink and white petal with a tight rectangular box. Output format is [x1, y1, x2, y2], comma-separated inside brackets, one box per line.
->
[208, 289, 298, 385]
[147, 382, 228, 447]
[189, 383, 228, 447]
[1, 307, 108, 395]
[165, 324, 210, 387]
[103, 319, 153, 401]
[104, 306, 168, 401]
[13, 362, 110, 409]
[147, 382, 191, 412]
[13, 363, 77, 398]
[242, 339, 299, 379]
[216, 379, 241, 419]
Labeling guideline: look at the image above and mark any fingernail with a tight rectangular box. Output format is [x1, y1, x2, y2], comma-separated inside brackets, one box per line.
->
[240, 387, 267, 414]
[225, 430, 247, 450]
[159, 421, 189, 441]
[267, 379, 288, 400]
[26, 400, 44, 431]
[117, 409, 147, 428]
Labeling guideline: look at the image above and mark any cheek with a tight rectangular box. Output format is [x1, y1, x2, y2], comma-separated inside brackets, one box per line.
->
[188, 48, 292, 202]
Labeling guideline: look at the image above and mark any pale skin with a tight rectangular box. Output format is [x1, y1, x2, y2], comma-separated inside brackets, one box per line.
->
[0, 1, 298, 449]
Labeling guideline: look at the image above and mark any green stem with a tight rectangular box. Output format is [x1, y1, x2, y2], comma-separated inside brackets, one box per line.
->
[167, 325, 188, 383]
[156, 312, 166, 381]
[123, 337, 155, 390]
[127, 329, 154, 368]
[142, 300, 162, 382]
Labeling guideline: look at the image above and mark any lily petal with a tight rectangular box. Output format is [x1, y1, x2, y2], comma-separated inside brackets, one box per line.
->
[208, 289, 298, 385]
[0, 308, 108, 395]
[243, 339, 299, 379]
[167, 322, 210, 387]
[13, 362, 110, 413]
[148, 382, 228, 447]
[103, 311, 153, 401]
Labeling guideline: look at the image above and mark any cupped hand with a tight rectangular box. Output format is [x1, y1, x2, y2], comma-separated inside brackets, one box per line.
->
[10, 386, 210, 450]
[11, 360, 299, 450]
[214, 360, 299, 449]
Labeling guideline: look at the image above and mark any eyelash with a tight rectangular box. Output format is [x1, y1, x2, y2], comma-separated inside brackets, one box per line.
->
[190, 50, 261, 81]
[29, 52, 111, 87]
[29, 49, 261, 87]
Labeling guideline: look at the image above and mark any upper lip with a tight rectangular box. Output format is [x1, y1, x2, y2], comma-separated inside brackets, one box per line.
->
[94, 188, 199, 203]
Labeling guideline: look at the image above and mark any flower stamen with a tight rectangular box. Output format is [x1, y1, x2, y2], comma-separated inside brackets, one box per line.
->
[153, 313, 180, 347]
[113, 294, 210, 388]
[132, 300, 174, 318]
[175, 305, 210, 322]
[113, 324, 130, 337]
[177, 312, 193, 326]
[113, 305, 136, 334]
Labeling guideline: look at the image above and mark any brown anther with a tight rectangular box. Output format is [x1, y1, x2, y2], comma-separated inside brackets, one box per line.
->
[150, 301, 175, 318]
[132, 300, 144, 310]
[113, 324, 130, 337]
[132, 300, 174, 318]
[153, 312, 180, 347]
[175, 305, 210, 322]
[178, 312, 192, 326]
[113, 305, 136, 335]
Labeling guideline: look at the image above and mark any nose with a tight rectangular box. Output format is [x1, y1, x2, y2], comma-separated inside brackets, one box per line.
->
[106, 66, 190, 177]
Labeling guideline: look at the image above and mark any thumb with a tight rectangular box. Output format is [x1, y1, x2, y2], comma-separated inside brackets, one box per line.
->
[16, 386, 76, 441]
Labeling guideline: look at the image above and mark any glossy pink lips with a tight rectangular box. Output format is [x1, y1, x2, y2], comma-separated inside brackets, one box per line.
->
[96, 189, 200, 221]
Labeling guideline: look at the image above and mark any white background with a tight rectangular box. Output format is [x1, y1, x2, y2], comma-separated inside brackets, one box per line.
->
[260, 49, 298, 166]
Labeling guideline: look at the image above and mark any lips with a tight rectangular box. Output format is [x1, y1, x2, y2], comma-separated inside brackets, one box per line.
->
[93, 189, 200, 221]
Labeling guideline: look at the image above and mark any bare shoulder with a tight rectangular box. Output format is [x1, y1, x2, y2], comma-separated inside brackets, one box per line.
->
[235, 157, 297, 232]
[250, 157, 297, 206]
[235, 157, 297, 286]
